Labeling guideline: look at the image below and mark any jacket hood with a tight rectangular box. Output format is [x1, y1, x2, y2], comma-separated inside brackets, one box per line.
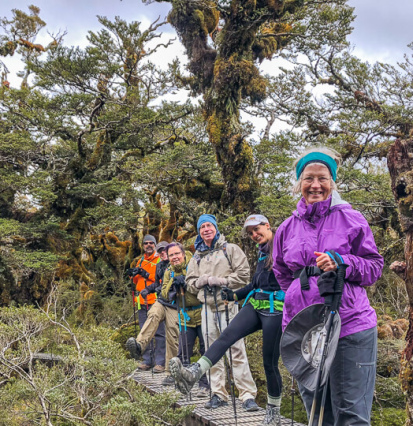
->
[294, 190, 350, 221]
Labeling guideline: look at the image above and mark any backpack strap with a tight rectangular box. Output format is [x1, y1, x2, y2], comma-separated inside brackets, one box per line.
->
[221, 242, 232, 269]
[195, 243, 232, 269]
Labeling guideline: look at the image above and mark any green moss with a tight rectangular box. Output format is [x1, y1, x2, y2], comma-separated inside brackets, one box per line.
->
[371, 407, 406, 426]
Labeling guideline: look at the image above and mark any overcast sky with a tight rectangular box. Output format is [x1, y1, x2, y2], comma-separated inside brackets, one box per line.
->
[2, 0, 413, 84]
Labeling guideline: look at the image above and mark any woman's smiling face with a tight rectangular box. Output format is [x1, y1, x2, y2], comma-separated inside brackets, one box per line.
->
[246, 223, 272, 245]
[300, 163, 332, 204]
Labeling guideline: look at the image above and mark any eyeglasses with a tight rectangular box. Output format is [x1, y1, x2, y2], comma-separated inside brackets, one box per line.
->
[302, 176, 330, 184]
[168, 251, 182, 258]
[143, 242, 155, 245]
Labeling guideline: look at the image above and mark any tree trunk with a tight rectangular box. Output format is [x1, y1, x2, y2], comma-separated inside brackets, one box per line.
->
[165, 0, 292, 214]
[387, 138, 413, 423]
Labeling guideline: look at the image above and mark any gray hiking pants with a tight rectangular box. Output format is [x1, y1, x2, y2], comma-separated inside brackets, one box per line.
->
[298, 327, 377, 426]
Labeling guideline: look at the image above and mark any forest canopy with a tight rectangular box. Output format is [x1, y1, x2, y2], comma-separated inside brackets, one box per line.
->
[0, 1, 404, 307]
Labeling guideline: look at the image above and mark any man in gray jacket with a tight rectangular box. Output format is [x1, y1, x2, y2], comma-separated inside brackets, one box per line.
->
[171, 214, 258, 411]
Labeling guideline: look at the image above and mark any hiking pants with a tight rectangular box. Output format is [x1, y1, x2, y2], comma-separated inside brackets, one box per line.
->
[178, 324, 209, 390]
[136, 302, 170, 368]
[201, 302, 257, 403]
[298, 327, 377, 426]
[204, 303, 283, 398]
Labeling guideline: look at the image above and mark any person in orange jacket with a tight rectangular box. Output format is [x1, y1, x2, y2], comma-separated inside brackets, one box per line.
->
[131, 234, 166, 372]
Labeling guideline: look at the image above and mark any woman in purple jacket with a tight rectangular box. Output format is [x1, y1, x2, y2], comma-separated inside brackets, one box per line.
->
[273, 147, 383, 426]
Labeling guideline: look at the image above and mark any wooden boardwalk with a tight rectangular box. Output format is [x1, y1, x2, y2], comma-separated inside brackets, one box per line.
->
[133, 370, 305, 426]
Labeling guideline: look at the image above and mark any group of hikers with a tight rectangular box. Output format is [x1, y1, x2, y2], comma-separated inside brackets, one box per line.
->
[125, 147, 383, 426]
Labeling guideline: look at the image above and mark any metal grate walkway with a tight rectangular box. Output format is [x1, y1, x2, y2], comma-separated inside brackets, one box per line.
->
[133, 369, 305, 426]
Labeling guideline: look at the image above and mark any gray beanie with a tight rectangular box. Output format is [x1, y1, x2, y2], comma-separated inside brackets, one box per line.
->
[143, 234, 156, 244]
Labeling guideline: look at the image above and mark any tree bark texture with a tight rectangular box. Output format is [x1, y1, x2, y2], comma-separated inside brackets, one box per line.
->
[165, 0, 298, 213]
[387, 138, 413, 423]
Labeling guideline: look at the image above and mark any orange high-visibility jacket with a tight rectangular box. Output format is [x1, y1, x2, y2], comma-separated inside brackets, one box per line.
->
[132, 252, 160, 307]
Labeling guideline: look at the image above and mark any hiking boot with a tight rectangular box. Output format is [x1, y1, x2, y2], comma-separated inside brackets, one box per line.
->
[153, 365, 165, 373]
[162, 375, 175, 386]
[126, 338, 142, 361]
[137, 362, 151, 371]
[242, 398, 259, 412]
[262, 404, 281, 425]
[204, 394, 228, 409]
[195, 386, 210, 398]
[169, 357, 203, 395]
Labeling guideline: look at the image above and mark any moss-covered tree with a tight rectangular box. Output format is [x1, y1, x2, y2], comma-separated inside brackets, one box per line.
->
[146, 0, 352, 213]
[0, 8, 211, 305]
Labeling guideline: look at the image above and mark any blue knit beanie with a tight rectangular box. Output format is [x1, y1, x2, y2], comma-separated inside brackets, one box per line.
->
[197, 214, 218, 233]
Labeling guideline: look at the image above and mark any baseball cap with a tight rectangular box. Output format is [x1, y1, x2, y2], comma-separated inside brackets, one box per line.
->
[242, 214, 269, 237]
[156, 241, 169, 252]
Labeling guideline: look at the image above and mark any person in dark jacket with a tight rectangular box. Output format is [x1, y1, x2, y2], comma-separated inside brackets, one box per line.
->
[170, 215, 284, 425]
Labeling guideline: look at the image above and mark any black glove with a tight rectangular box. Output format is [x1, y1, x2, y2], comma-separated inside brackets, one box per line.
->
[317, 271, 337, 298]
[125, 267, 140, 278]
[173, 275, 186, 290]
[221, 287, 236, 301]
[135, 267, 150, 279]
[140, 288, 149, 299]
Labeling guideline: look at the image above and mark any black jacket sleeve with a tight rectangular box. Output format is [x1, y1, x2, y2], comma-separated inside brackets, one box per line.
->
[234, 280, 255, 301]
[145, 281, 159, 294]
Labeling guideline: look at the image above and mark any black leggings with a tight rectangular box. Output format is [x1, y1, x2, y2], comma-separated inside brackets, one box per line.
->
[204, 303, 283, 398]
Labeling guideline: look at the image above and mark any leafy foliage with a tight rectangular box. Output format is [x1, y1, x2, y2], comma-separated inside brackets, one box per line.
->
[0, 304, 192, 425]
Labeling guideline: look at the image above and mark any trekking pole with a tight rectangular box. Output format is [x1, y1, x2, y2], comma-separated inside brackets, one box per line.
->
[180, 287, 190, 366]
[212, 287, 237, 426]
[144, 278, 155, 378]
[130, 277, 138, 336]
[176, 291, 182, 381]
[291, 376, 295, 426]
[224, 297, 238, 426]
[180, 286, 192, 401]
[318, 372, 329, 426]
[308, 252, 348, 426]
[317, 254, 348, 426]
[204, 286, 212, 401]
[308, 303, 334, 426]
[175, 292, 191, 400]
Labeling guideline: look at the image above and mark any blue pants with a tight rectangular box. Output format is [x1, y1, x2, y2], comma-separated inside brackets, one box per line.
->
[138, 304, 166, 366]
[298, 327, 377, 426]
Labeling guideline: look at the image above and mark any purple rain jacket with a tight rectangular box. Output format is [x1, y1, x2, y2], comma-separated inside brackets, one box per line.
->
[273, 191, 384, 338]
